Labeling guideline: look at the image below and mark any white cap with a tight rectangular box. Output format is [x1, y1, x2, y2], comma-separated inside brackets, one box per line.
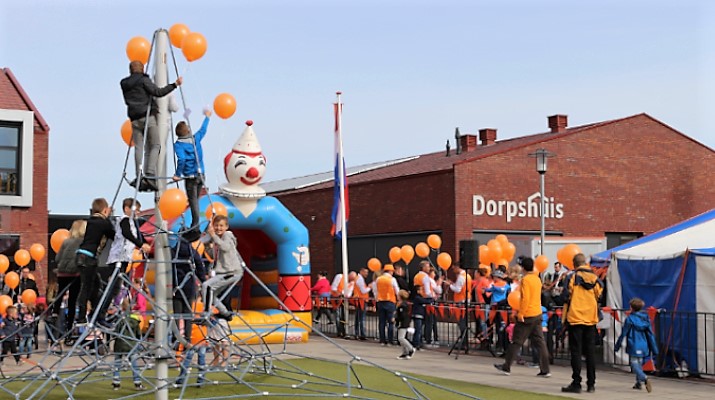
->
[232, 120, 261, 153]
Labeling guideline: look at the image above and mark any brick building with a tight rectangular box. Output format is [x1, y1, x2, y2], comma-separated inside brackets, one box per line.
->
[264, 113, 715, 275]
[0, 68, 50, 292]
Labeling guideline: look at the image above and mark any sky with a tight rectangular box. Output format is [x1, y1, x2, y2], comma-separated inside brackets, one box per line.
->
[1, 0, 714, 214]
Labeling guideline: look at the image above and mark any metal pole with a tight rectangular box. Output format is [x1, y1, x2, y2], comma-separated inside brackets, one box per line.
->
[153, 28, 171, 400]
[540, 172, 545, 256]
[336, 92, 350, 333]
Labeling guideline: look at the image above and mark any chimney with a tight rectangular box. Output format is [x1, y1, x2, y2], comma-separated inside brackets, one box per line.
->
[478, 128, 497, 146]
[548, 114, 568, 133]
[459, 134, 478, 152]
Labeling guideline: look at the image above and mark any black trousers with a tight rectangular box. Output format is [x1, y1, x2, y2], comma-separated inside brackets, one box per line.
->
[503, 315, 550, 373]
[568, 324, 597, 387]
[76, 254, 99, 323]
[53, 276, 81, 330]
[1, 340, 20, 363]
[185, 176, 203, 229]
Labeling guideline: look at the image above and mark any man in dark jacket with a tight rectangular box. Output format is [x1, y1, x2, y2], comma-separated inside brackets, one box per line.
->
[172, 236, 207, 342]
[120, 60, 182, 192]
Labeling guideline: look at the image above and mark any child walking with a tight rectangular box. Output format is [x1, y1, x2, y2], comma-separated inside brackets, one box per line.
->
[201, 215, 245, 321]
[174, 109, 211, 236]
[18, 304, 35, 358]
[396, 289, 414, 360]
[615, 297, 658, 393]
[0, 306, 22, 365]
[112, 299, 144, 391]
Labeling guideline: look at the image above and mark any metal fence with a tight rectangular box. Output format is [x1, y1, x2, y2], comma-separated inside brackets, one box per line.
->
[311, 295, 714, 376]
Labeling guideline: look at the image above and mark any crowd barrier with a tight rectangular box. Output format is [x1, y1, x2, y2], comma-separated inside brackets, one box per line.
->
[311, 295, 714, 376]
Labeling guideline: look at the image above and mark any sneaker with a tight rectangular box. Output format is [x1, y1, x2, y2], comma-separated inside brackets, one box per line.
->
[312, 319, 320, 324]
[561, 384, 582, 393]
[138, 179, 157, 192]
[381, 342, 388, 346]
[129, 178, 138, 188]
[75, 319, 87, 326]
[16, 360, 22, 366]
[536, 371, 551, 378]
[408, 349, 415, 358]
[633, 382, 642, 390]
[217, 312, 233, 322]
[134, 383, 145, 390]
[414, 347, 422, 351]
[586, 385, 595, 393]
[358, 336, 367, 341]
[493, 364, 510, 376]
[174, 379, 184, 386]
[397, 354, 409, 360]
[112, 383, 121, 391]
[645, 379, 652, 393]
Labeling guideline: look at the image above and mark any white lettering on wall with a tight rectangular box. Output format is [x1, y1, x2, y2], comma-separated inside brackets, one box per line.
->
[472, 192, 565, 223]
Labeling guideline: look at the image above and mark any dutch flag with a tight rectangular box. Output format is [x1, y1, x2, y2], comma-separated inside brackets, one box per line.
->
[331, 99, 349, 239]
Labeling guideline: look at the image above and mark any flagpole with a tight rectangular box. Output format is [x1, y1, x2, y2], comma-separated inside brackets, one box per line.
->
[336, 91, 350, 330]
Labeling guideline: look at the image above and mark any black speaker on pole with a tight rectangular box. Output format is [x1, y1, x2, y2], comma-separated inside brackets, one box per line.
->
[459, 240, 479, 269]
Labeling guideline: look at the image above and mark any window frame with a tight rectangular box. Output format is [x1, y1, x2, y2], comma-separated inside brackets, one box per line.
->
[0, 109, 33, 207]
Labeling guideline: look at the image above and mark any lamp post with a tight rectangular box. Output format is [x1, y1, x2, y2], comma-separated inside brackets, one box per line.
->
[529, 148, 555, 256]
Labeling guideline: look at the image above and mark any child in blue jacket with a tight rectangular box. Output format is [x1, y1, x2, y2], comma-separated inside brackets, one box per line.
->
[173, 109, 211, 235]
[615, 297, 658, 393]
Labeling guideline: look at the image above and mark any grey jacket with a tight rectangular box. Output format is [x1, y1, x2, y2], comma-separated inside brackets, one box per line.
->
[56, 237, 82, 276]
[209, 231, 245, 275]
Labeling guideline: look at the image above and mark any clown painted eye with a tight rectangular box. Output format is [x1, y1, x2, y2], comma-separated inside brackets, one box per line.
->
[234, 159, 246, 168]
[259, 159, 266, 166]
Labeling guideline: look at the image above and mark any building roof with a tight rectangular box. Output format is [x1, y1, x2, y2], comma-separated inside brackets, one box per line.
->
[265, 113, 710, 195]
[0, 68, 49, 132]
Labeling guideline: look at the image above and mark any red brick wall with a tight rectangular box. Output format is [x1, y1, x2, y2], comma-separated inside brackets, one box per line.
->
[455, 114, 715, 238]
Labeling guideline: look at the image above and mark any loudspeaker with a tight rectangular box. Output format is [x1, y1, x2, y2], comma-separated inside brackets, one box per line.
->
[459, 240, 479, 269]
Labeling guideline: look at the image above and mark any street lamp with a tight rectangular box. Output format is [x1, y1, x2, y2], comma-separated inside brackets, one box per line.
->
[528, 148, 555, 256]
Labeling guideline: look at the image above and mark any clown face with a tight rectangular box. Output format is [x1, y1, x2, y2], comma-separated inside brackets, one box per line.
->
[224, 150, 266, 187]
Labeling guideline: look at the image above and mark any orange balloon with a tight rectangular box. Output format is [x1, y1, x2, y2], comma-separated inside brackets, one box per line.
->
[121, 119, 133, 146]
[213, 93, 237, 119]
[21, 289, 37, 305]
[401, 245, 415, 264]
[478, 245, 491, 265]
[367, 257, 381, 272]
[181, 32, 207, 62]
[495, 234, 509, 248]
[30, 243, 45, 262]
[535, 255, 549, 273]
[388, 247, 402, 263]
[436, 252, 452, 271]
[497, 258, 509, 268]
[508, 288, 521, 310]
[205, 202, 228, 220]
[502, 242, 516, 262]
[415, 242, 430, 259]
[192, 300, 205, 313]
[130, 249, 144, 270]
[479, 263, 492, 276]
[486, 240, 502, 265]
[0, 255, 9, 274]
[169, 23, 190, 48]
[50, 229, 70, 253]
[427, 234, 442, 249]
[14, 249, 30, 267]
[126, 36, 151, 64]
[144, 268, 156, 285]
[4, 271, 19, 289]
[559, 244, 582, 269]
[158, 188, 188, 220]
[0, 295, 12, 316]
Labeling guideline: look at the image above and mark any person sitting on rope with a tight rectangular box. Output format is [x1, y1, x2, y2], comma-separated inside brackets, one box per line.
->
[120, 60, 182, 192]
[201, 215, 245, 321]
[173, 109, 212, 236]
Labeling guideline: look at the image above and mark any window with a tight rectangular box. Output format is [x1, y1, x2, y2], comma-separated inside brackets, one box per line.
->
[606, 232, 643, 250]
[0, 109, 33, 207]
[0, 122, 21, 195]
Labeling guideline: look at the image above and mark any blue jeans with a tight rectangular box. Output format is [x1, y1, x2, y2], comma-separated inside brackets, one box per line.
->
[377, 301, 395, 344]
[179, 346, 207, 383]
[113, 354, 141, 384]
[412, 317, 424, 348]
[19, 335, 34, 357]
[630, 356, 647, 383]
[354, 304, 366, 338]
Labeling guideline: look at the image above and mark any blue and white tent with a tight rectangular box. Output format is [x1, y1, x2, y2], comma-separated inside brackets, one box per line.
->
[600, 209, 715, 375]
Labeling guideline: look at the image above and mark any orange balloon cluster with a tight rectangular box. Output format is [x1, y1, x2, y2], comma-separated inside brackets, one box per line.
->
[50, 229, 70, 253]
[126, 36, 151, 64]
[205, 202, 228, 220]
[213, 93, 237, 119]
[479, 235, 516, 267]
[557, 244, 582, 269]
[121, 120, 133, 147]
[158, 188, 188, 220]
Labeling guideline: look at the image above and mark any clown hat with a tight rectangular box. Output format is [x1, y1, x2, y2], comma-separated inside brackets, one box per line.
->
[232, 120, 262, 153]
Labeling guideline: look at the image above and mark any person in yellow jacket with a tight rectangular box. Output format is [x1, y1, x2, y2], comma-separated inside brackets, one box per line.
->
[494, 257, 551, 377]
[561, 253, 603, 394]
[375, 264, 400, 345]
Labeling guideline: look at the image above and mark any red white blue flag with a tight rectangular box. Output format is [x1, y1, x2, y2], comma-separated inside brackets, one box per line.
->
[331, 100, 349, 238]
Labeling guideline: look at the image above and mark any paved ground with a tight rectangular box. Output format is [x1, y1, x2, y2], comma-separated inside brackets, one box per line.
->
[1, 333, 713, 399]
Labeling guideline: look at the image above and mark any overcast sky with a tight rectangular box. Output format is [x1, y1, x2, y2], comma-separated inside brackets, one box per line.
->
[1, 0, 713, 214]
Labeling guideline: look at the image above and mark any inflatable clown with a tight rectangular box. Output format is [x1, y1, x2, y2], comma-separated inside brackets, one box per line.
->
[174, 121, 312, 342]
